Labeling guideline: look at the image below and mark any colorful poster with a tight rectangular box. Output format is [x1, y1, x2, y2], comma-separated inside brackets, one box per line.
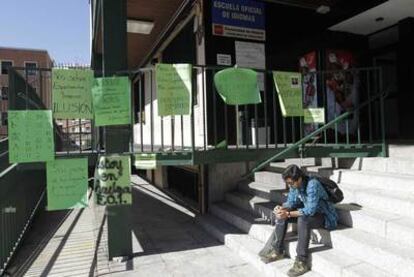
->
[299, 52, 319, 135]
[134, 154, 157, 169]
[52, 69, 93, 119]
[212, 0, 266, 41]
[214, 68, 261, 105]
[325, 50, 358, 134]
[156, 64, 192, 116]
[95, 155, 132, 206]
[304, 108, 325, 124]
[8, 110, 55, 163]
[273, 71, 303, 117]
[92, 76, 131, 126]
[46, 158, 88, 211]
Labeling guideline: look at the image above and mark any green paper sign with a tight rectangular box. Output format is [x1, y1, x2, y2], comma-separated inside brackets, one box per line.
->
[8, 110, 55, 163]
[52, 69, 94, 119]
[95, 155, 132, 206]
[156, 64, 192, 116]
[214, 68, 261, 105]
[273, 71, 303, 117]
[92, 77, 131, 126]
[46, 158, 88, 211]
[304, 108, 325, 124]
[135, 154, 157, 169]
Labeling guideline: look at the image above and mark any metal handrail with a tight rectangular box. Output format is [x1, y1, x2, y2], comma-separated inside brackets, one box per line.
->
[243, 89, 390, 178]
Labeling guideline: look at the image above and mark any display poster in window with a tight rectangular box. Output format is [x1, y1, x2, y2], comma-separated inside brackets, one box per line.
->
[92, 76, 131, 126]
[156, 63, 192, 116]
[8, 110, 55, 163]
[299, 52, 319, 135]
[212, 0, 266, 41]
[326, 50, 358, 134]
[52, 69, 94, 119]
[46, 158, 88, 211]
[273, 71, 303, 117]
[95, 155, 132, 206]
[214, 68, 261, 105]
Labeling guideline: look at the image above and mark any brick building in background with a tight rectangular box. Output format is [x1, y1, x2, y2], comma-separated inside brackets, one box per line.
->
[0, 47, 53, 137]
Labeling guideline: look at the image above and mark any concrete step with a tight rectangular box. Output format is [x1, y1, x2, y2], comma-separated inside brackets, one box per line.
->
[341, 183, 414, 218]
[227, 186, 414, 248]
[196, 214, 324, 277]
[335, 204, 414, 248]
[331, 228, 414, 277]
[331, 169, 414, 193]
[238, 181, 288, 203]
[312, 248, 392, 277]
[224, 190, 275, 220]
[388, 144, 414, 159]
[211, 201, 331, 248]
[254, 171, 285, 187]
[198, 214, 392, 277]
[339, 157, 414, 176]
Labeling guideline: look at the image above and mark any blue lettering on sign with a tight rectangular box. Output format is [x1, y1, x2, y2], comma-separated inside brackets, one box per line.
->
[212, 0, 265, 30]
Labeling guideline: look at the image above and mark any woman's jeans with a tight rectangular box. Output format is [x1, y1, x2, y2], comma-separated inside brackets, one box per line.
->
[259, 213, 325, 262]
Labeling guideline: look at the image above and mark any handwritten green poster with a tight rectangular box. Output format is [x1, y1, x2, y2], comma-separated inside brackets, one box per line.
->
[214, 68, 261, 105]
[156, 63, 192, 116]
[52, 69, 93, 119]
[92, 76, 131, 126]
[95, 155, 132, 206]
[273, 71, 303, 117]
[46, 158, 88, 211]
[304, 108, 325, 124]
[8, 110, 55, 163]
[134, 154, 157, 169]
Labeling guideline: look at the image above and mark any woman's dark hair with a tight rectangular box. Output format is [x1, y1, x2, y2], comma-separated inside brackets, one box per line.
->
[282, 164, 305, 181]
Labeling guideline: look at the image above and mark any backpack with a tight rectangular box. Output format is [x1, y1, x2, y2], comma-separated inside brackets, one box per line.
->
[307, 173, 344, 203]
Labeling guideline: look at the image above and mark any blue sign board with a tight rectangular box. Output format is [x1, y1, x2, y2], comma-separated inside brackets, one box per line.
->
[211, 0, 266, 41]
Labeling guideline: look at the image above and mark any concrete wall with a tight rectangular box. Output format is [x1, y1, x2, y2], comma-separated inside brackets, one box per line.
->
[208, 162, 252, 203]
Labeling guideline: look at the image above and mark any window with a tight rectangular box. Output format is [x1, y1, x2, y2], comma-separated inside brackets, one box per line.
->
[24, 62, 38, 76]
[1, 61, 13, 75]
[1, 112, 8, 126]
[0, 87, 8, 100]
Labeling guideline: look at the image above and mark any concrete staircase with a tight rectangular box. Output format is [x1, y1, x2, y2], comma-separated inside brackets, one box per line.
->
[198, 148, 414, 277]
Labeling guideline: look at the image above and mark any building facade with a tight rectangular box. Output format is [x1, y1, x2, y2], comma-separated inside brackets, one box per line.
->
[0, 47, 53, 137]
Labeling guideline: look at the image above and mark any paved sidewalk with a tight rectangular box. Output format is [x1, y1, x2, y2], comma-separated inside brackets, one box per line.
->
[6, 175, 259, 277]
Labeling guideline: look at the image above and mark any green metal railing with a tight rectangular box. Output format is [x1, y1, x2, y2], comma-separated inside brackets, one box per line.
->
[132, 66, 386, 165]
[244, 87, 389, 178]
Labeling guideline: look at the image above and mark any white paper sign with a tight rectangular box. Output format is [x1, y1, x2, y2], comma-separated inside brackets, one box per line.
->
[217, 54, 232, 66]
[235, 41, 265, 70]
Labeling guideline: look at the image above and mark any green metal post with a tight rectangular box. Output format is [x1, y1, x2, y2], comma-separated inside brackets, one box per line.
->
[101, 0, 132, 259]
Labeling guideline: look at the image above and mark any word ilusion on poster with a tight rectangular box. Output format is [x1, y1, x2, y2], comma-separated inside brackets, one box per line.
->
[46, 158, 88, 211]
[92, 76, 131, 126]
[95, 155, 132, 206]
[273, 71, 303, 117]
[212, 0, 265, 41]
[8, 110, 55, 163]
[156, 63, 192, 116]
[52, 69, 94, 119]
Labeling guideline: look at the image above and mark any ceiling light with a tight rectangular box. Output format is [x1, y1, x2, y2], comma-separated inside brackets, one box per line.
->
[316, 5, 331, 14]
[127, 19, 154, 34]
